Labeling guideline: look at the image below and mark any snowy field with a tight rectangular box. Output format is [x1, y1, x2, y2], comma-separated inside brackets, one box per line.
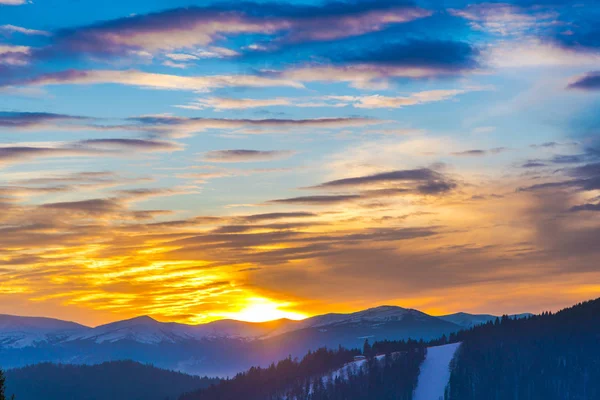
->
[413, 342, 461, 400]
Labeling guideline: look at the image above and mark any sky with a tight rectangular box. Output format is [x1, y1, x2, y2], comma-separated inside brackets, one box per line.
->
[0, 0, 599, 326]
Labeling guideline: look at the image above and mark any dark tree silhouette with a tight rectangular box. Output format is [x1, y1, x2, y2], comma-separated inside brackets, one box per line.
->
[362, 339, 372, 357]
[0, 368, 6, 400]
[5, 360, 216, 400]
[445, 299, 600, 400]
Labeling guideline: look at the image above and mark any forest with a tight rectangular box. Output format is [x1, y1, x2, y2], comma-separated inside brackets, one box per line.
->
[181, 342, 425, 400]
[1, 360, 217, 400]
[445, 299, 600, 400]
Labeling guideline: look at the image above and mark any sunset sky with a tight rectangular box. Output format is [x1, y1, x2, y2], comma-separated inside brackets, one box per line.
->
[1, 0, 599, 326]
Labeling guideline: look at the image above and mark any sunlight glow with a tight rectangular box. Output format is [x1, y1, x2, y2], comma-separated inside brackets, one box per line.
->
[218, 297, 307, 323]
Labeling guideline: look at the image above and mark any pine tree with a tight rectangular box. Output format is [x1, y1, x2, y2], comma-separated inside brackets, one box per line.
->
[363, 339, 372, 357]
[0, 368, 6, 400]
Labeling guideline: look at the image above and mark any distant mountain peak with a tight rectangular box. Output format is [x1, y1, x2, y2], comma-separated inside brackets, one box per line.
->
[366, 305, 408, 311]
[109, 315, 159, 325]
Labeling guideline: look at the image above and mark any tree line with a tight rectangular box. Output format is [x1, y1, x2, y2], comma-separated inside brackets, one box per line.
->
[445, 299, 600, 400]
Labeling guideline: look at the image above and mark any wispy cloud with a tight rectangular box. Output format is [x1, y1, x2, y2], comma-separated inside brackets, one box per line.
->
[278, 40, 480, 89]
[177, 89, 470, 110]
[312, 168, 456, 195]
[127, 115, 383, 138]
[203, 149, 295, 163]
[0, 24, 51, 36]
[39, 2, 430, 62]
[568, 71, 600, 91]
[1, 69, 304, 92]
[450, 3, 557, 36]
[269, 194, 362, 205]
[0, 137, 182, 166]
[0, 111, 87, 130]
[451, 147, 507, 156]
[0, 0, 27, 5]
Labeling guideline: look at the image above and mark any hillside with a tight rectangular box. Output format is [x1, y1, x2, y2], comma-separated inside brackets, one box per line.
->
[4, 360, 218, 400]
[180, 343, 425, 400]
[446, 298, 600, 400]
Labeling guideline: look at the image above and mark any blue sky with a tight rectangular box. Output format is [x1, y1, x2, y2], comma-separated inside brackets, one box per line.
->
[1, 0, 600, 325]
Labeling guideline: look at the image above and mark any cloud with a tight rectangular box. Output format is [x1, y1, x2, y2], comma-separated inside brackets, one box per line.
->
[267, 168, 457, 207]
[239, 212, 317, 222]
[360, 90, 467, 108]
[128, 115, 382, 138]
[203, 149, 295, 163]
[1, 69, 303, 92]
[485, 39, 600, 68]
[41, 198, 122, 214]
[10, 171, 152, 191]
[178, 89, 469, 110]
[312, 168, 456, 194]
[0, 44, 31, 66]
[522, 161, 547, 168]
[0, 146, 96, 165]
[519, 161, 600, 193]
[450, 3, 557, 36]
[0, 25, 51, 36]
[40, 1, 430, 61]
[451, 147, 507, 156]
[568, 71, 600, 91]
[315, 168, 439, 187]
[328, 89, 469, 109]
[0, 138, 182, 166]
[177, 97, 293, 110]
[269, 194, 361, 205]
[0, 112, 87, 130]
[336, 39, 479, 70]
[76, 138, 182, 152]
[0, 0, 27, 5]
[570, 203, 600, 212]
[278, 40, 479, 88]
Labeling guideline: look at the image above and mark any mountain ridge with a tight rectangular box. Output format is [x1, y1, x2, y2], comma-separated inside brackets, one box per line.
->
[0, 305, 533, 375]
[0, 306, 533, 348]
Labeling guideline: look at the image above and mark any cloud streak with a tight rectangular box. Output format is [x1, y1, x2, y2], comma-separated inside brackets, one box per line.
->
[568, 71, 600, 91]
[127, 115, 382, 138]
[0, 112, 87, 130]
[1, 69, 303, 92]
[203, 149, 295, 163]
[39, 1, 430, 61]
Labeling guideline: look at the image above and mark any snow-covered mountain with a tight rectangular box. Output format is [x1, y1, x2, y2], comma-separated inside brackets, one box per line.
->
[66, 316, 197, 344]
[0, 307, 530, 376]
[267, 305, 436, 337]
[0, 314, 87, 348]
[308, 305, 432, 326]
[66, 315, 295, 344]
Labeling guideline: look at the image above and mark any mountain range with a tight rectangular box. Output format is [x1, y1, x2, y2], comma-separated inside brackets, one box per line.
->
[0, 306, 531, 376]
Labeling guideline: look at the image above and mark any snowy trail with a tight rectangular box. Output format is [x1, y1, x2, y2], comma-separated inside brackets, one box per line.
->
[413, 342, 461, 400]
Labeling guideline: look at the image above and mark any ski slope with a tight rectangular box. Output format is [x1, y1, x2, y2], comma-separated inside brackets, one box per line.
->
[413, 342, 461, 400]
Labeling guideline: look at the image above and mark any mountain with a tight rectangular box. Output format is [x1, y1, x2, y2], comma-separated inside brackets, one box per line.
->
[0, 314, 87, 348]
[438, 312, 533, 329]
[255, 306, 462, 362]
[0, 306, 523, 376]
[67, 315, 299, 344]
[4, 360, 218, 400]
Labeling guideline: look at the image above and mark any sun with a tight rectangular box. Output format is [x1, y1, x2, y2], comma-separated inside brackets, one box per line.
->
[221, 297, 307, 323]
